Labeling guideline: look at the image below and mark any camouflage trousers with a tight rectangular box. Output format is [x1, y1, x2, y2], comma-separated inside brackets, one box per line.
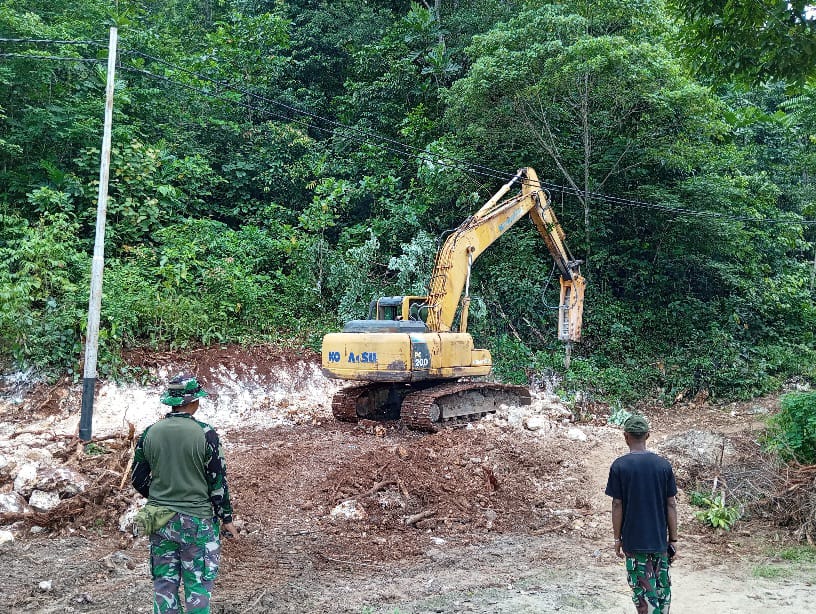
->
[625, 552, 671, 614]
[149, 513, 221, 614]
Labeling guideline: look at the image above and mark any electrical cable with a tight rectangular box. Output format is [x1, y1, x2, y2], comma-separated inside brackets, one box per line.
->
[77, 60, 816, 226]
[0, 53, 104, 63]
[120, 47, 514, 184]
[4, 42, 815, 226]
[117, 63, 501, 180]
[117, 61, 515, 185]
[0, 37, 106, 46]
[532, 178, 812, 225]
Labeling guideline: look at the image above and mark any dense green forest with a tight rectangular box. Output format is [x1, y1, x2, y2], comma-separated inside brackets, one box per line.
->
[1, 0, 814, 405]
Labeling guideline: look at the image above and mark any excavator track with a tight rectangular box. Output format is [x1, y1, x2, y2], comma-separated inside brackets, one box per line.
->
[402, 382, 531, 432]
[331, 385, 366, 422]
[331, 383, 403, 422]
[332, 381, 531, 431]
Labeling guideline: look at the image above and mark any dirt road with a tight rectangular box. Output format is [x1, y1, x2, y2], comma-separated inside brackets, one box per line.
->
[1, 350, 813, 613]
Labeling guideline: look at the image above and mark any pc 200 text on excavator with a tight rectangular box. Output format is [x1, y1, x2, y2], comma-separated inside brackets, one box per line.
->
[321, 168, 585, 431]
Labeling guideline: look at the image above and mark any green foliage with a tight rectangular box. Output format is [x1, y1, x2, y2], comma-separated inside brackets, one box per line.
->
[562, 356, 659, 403]
[490, 335, 534, 384]
[691, 492, 742, 531]
[670, 1, 816, 84]
[102, 218, 319, 349]
[0, 212, 88, 375]
[326, 232, 382, 323]
[688, 490, 709, 508]
[753, 545, 816, 582]
[0, 0, 812, 408]
[83, 442, 111, 456]
[387, 230, 437, 296]
[751, 564, 792, 580]
[764, 392, 816, 464]
[608, 406, 632, 427]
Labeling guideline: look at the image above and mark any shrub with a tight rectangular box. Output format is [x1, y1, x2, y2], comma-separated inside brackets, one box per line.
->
[764, 392, 816, 464]
[0, 213, 88, 376]
[690, 491, 742, 530]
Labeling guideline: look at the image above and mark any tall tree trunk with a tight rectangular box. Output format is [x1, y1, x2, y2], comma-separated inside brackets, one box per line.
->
[203, 0, 212, 25]
[581, 72, 592, 266]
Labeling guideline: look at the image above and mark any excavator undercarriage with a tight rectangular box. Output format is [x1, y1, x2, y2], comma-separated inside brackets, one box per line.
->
[331, 381, 532, 432]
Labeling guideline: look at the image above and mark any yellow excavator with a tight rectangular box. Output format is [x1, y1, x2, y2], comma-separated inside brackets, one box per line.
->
[321, 168, 585, 431]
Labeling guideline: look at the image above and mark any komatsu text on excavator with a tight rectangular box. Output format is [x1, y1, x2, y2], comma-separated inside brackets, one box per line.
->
[321, 168, 585, 431]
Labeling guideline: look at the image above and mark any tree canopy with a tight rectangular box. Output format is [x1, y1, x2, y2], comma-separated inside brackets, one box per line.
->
[670, 1, 816, 84]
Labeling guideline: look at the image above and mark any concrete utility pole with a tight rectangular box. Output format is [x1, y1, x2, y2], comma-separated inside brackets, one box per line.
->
[79, 26, 117, 442]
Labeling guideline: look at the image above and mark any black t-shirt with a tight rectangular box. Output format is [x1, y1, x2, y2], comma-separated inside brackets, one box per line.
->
[605, 451, 677, 553]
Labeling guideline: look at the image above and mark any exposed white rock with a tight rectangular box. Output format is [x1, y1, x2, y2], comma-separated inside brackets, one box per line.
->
[14, 465, 87, 499]
[330, 499, 367, 520]
[0, 530, 14, 546]
[473, 392, 573, 435]
[13, 462, 39, 497]
[523, 416, 551, 431]
[38, 466, 88, 496]
[0, 452, 15, 482]
[119, 502, 140, 533]
[0, 492, 30, 514]
[566, 427, 588, 442]
[21, 446, 53, 463]
[29, 490, 61, 512]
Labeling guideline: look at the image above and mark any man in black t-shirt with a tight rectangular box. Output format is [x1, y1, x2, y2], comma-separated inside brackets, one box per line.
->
[605, 414, 678, 614]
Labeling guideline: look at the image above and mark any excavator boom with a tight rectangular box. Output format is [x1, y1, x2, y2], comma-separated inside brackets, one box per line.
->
[425, 168, 584, 339]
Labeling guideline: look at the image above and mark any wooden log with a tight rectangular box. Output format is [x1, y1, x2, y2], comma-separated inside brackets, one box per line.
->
[405, 508, 436, 526]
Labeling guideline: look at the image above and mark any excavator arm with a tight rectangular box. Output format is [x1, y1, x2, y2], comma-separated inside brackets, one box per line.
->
[425, 168, 585, 341]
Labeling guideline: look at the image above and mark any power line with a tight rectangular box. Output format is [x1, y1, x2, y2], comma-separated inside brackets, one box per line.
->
[117, 49, 816, 227]
[64, 62, 816, 227]
[0, 37, 106, 63]
[527, 177, 812, 225]
[5, 43, 815, 226]
[0, 53, 103, 63]
[121, 47, 513, 184]
[121, 62, 510, 192]
[117, 60, 514, 186]
[0, 37, 106, 46]
[118, 63, 494, 179]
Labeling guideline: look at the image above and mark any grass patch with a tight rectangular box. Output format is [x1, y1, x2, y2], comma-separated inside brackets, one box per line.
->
[752, 565, 792, 579]
[752, 547, 816, 583]
[778, 546, 816, 563]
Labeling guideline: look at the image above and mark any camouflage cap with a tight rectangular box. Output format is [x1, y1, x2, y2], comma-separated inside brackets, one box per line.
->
[623, 414, 650, 435]
[160, 373, 208, 407]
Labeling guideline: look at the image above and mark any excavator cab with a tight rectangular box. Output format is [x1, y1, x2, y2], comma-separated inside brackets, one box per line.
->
[339, 296, 429, 334]
[368, 296, 430, 323]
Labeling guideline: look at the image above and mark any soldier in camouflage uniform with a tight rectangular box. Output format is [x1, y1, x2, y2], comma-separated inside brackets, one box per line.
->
[605, 415, 678, 614]
[132, 374, 237, 614]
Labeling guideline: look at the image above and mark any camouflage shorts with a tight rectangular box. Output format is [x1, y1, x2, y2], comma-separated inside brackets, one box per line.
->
[149, 513, 221, 614]
[625, 552, 671, 614]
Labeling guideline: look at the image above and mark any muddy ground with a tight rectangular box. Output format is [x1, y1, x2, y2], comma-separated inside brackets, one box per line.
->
[1, 347, 814, 613]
